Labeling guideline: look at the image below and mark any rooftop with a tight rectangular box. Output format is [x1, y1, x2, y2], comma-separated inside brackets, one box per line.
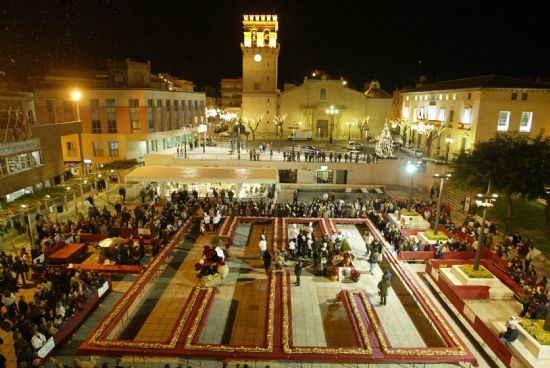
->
[404, 74, 550, 93]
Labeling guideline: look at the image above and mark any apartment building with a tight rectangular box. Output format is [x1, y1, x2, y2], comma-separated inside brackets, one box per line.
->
[398, 75, 550, 157]
[0, 92, 81, 201]
[32, 59, 206, 168]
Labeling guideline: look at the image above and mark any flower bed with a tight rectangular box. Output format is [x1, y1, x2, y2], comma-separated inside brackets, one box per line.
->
[423, 230, 449, 242]
[459, 264, 493, 279]
[520, 320, 550, 346]
[401, 209, 419, 216]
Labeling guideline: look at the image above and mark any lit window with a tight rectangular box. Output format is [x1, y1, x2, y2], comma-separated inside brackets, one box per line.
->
[402, 107, 409, 119]
[439, 94, 443, 100]
[452, 94, 456, 100]
[108, 141, 119, 157]
[511, 93, 517, 100]
[438, 108, 446, 122]
[414, 95, 418, 101]
[412, 108, 418, 122]
[462, 108, 472, 125]
[427, 105, 437, 120]
[406, 96, 409, 101]
[445, 94, 449, 101]
[424, 94, 428, 100]
[519, 112, 533, 132]
[419, 107, 426, 119]
[521, 93, 528, 101]
[497, 111, 510, 132]
[320, 88, 326, 100]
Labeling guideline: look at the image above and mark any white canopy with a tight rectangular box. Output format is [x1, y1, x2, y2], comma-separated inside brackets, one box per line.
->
[124, 166, 279, 184]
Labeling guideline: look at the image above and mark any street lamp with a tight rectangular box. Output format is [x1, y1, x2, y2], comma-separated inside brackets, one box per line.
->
[325, 105, 339, 144]
[406, 160, 419, 211]
[432, 173, 452, 234]
[445, 136, 454, 163]
[71, 90, 81, 121]
[235, 121, 242, 160]
[199, 123, 208, 153]
[473, 189, 498, 270]
[346, 120, 355, 141]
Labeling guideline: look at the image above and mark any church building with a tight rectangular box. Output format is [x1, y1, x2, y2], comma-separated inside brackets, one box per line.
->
[230, 14, 392, 141]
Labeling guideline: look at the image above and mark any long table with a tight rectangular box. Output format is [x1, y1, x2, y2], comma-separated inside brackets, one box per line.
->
[48, 243, 87, 264]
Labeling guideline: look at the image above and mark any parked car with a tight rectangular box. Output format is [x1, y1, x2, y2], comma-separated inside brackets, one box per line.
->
[214, 124, 228, 133]
[346, 141, 365, 150]
[219, 131, 231, 137]
[200, 137, 217, 147]
[298, 145, 318, 154]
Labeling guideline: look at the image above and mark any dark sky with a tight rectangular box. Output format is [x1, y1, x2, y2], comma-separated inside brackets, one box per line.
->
[1, 0, 550, 92]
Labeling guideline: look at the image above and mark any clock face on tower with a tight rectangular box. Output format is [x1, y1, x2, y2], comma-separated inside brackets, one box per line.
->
[253, 54, 262, 62]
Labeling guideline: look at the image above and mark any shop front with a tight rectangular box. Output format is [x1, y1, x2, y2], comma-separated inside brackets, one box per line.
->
[124, 166, 279, 200]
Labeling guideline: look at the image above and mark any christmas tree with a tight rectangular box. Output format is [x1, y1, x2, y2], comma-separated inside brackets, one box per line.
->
[375, 122, 395, 158]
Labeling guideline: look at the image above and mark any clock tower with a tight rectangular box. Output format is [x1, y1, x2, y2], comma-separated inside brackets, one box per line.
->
[241, 14, 279, 136]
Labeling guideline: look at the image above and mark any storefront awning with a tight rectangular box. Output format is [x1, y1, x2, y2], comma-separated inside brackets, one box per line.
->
[124, 166, 279, 184]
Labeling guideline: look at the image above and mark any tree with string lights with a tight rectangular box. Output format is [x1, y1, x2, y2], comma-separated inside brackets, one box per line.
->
[375, 122, 395, 158]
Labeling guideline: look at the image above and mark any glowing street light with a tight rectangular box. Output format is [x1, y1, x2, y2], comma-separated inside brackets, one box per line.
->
[325, 105, 339, 144]
[432, 173, 452, 234]
[346, 120, 355, 141]
[71, 90, 81, 121]
[473, 188, 498, 270]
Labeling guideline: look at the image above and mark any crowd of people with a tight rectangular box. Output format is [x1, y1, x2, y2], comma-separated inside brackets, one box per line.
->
[282, 149, 379, 164]
[2, 267, 107, 367]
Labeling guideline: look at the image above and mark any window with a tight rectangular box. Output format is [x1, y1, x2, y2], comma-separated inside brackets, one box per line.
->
[467, 92, 472, 99]
[438, 108, 446, 122]
[46, 100, 55, 123]
[174, 100, 179, 129]
[108, 141, 119, 157]
[147, 99, 154, 130]
[92, 142, 104, 157]
[90, 99, 101, 133]
[320, 88, 327, 100]
[66, 142, 77, 157]
[188, 100, 193, 126]
[181, 100, 187, 126]
[462, 108, 472, 125]
[254, 83, 260, 91]
[414, 96, 418, 101]
[106, 99, 117, 133]
[405, 96, 409, 101]
[519, 112, 533, 132]
[418, 107, 426, 119]
[439, 94, 443, 100]
[511, 92, 517, 100]
[129, 99, 140, 132]
[31, 151, 43, 166]
[165, 99, 171, 130]
[156, 99, 163, 131]
[521, 93, 528, 101]
[448, 110, 455, 122]
[497, 111, 510, 132]
[412, 108, 418, 122]
[194, 100, 199, 125]
[452, 94, 456, 100]
[402, 107, 409, 119]
[63, 100, 74, 121]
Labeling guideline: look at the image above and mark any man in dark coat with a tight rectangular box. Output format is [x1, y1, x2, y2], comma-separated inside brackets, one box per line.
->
[262, 251, 272, 274]
[378, 278, 389, 306]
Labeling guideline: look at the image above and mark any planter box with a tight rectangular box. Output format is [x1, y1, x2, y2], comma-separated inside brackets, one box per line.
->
[492, 321, 550, 368]
[451, 265, 500, 287]
[387, 213, 430, 230]
[418, 231, 448, 245]
[517, 322, 550, 360]
[444, 265, 514, 300]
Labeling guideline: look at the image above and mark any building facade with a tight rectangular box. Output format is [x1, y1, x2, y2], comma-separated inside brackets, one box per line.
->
[397, 75, 550, 158]
[0, 92, 81, 201]
[234, 14, 392, 140]
[32, 60, 206, 168]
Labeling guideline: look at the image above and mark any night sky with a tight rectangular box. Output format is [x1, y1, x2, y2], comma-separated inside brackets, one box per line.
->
[1, 0, 550, 92]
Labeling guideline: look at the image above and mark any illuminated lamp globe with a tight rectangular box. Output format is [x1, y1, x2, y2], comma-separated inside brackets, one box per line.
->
[254, 54, 262, 62]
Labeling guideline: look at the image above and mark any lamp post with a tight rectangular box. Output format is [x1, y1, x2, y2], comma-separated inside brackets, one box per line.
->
[406, 161, 418, 211]
[432, 173, 452, 234]
[71, 90, 81, 121]
[473, 188, 498, 270]
[325, 105, 339, 144]
[236, 121, 242, 160]
[346, 120, 355, 141]
[21, 204, 35, 247]
[199, 123, 207, 153]
[290, 121, 301, 156]
[445, 136, 454, 164]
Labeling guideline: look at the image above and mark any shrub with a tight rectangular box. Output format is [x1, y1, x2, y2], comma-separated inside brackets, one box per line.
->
[520, 320, 550, 345]
[102, 159, 138, 170]
[401, 209, 419, 216]
[459, 264, 494, 279]
[340, 239, 351, 253]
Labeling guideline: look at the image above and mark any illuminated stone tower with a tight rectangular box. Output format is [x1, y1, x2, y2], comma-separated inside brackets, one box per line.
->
[241, 14, 279, 138]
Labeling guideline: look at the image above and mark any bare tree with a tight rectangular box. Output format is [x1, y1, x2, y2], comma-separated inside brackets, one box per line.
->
[356, 116, 370, 141]
[424, 124, 447, 158]
[245, 113, 264, 141]
[273, 114, 286, 139]
[389, 118, 411, 146]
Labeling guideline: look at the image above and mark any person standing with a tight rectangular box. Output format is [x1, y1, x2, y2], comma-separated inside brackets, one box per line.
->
[262, 250, 272, 274]
[378, 278, 389, 306]
[13, 257, 26, 287]
[294, 259, 302, 286]
[259, 238, 267, 258]
[368, 251, 379, 275]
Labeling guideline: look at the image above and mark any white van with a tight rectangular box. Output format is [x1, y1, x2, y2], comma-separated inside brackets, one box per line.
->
[288, 129, 312, 141]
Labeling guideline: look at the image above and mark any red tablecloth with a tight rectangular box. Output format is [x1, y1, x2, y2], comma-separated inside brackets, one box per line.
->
[48, 243, 87, 264]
